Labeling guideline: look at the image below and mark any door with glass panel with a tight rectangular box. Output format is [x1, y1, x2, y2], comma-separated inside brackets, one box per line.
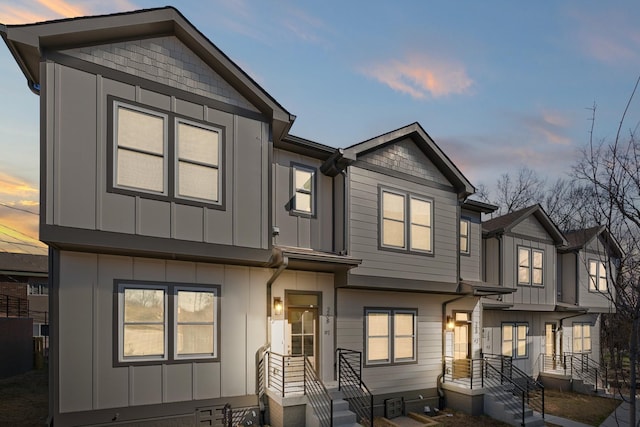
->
[545, 323, 557, 370]
[453, 312, 471, 379]
[288, 308, 318, 369]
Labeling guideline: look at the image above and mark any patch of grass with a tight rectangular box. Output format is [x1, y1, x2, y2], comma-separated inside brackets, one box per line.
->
[544, 389, 620, 426]
[432, 410, 511, 426]
[0, 368, 48, 427]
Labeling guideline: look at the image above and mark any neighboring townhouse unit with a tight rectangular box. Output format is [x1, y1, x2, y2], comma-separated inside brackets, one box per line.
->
[480, 206, 618, 394]
[2, 7, 617, 427]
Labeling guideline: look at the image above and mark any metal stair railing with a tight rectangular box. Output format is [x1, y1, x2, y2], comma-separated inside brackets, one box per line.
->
[337, 348, 373, 427]
[304, 356, 333, 427]
[483, 362, 532, 427]
[442, 356, 484, 388]
[541, 353, 564, 374]
[484, 354, 544, 419]
[564, 352, 607, 392]
[266, 351, 305, 396]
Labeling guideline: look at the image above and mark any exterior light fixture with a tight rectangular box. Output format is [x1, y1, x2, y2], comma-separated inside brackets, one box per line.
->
[446, 315, 455, 330]
[273, 297, 283, 316]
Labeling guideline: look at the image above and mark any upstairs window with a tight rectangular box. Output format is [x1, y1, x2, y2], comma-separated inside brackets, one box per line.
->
[460, 220, 470, 254]
[110, 98, 224, 208]
[573, 323, 591, 353]
[588, 260, 607, 292]
[176, 120, 221, 203]
[114, 103, 167, 194]
[292, 165, 315, 215]
[380, 188, 433, 254]
[518, 247, 544, 286]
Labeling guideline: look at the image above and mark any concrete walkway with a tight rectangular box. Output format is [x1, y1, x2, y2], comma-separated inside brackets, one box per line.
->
[544, 413, 593, 427]
[599, 401, 637, 427]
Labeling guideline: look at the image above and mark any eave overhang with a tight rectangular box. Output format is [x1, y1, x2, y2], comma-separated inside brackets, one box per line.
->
[460, 280, 515, 296]
[269, 246, 361, 273]
[1, 7, 295, 142]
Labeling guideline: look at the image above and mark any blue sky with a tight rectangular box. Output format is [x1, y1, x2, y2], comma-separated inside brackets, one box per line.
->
[1, 0, 640, 254]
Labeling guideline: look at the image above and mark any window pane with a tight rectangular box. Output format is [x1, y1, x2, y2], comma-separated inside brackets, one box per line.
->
[303, 336, 314, 356]
[533, 251, 543, 268]
[395, 313, 414, 336]
[368, 337, 389, 362]
[178, 161, 218, 201]
[502, 325, 513, 357]
[460, 236, 468, 253]
[455, 312, 469, 322]
[460, 220, 468, 235]
[295, 169, 313, 192]
[519, 249, 530, 267]
[394, 337, 414, 359]
[502, 339, 513, 357]
[517, 325, 527, 340]
[411, 198, 431, 226]
[177, 291, 215, 323]
[295, 191, 312, 212]
[583, 325, 590, 339]
[368, 313, 389, 336]
[291, 336, 302, 355]
[532, 269, 543, 285]
[383, 192, 405, 221]
[177, 122, 219, 166]
[177, 324, 214, 355]
[599, 277, 607, 291]
[303, 312, 314, 334]
[124, 289, 164, 323]
[589, 261, 598, 276]
[517, 339, 527, 357]
[411, 224, 431, 251]
[123, 324, 164, 357]
[117, 149, 164, 192]
[518, 266, 530, 284]
[117, 107, 164, 154]
[383, 219, 405, 247]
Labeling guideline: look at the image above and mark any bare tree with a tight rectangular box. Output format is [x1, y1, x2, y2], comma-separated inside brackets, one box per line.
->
[573, 77, 640, 426]
[494, 167, 545, 215]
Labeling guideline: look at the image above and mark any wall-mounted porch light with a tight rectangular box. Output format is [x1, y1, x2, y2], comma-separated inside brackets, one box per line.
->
[273, 297, 283, 316]
[446, 315, 455, 330]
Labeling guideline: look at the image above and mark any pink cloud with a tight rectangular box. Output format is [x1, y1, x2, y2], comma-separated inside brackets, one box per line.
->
[362, 54, 473, 99]
[521, 110, 572, 146]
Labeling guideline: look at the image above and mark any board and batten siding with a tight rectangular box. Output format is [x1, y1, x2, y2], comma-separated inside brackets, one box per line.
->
[511, 216, 550, 241]
[43, 59, 270, 250]
[460, 210, 482, 282]
[500, 234, 557, 307]
[576, 237, 616, 310]
[336, 289, 446, 394]
[559, 252, 577, 305]
[55, 250, 268, 414]
[272, 149, 333, 252]
[348, 166, 458, 285]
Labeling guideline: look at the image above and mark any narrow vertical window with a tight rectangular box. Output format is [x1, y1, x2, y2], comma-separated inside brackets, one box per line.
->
[394, 311, 416, 362]
[175, 288, 217, 359]
[120, 286, 167, 361]
[589, 260, 607, 292]
[114, 104, 167, 193]
[410, 197, 432, 252]
[382, 191, 406, 248]
[502, 324, 513, 357]
[532, 250, 544, 286]
[293, 166, 314, 214]
[516, 324, 528, 357]
[460, 220, 470, 254]
[366, 311, 390, 364]
[176, 120, 220, 203]
[518, 248, 530, 284]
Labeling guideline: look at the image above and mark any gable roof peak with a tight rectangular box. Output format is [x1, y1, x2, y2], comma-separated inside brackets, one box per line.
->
[483, 203, 567, 245]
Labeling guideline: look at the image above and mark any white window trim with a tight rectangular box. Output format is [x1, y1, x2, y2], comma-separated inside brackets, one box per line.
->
[365, 308, 417, 366]
[174, 286, 218, 360]
[113, 101, 169, 196]
[175, 118, 222, 205]
[380, 188, 433, 254]
[117, 283, 169, 363]
[588, 259, 607, 292]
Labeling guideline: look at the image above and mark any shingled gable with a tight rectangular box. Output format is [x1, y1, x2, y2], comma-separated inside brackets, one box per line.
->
[483, 204, 567, 246]
[562, 225, 623, 258]
[0, 6, 295, 142]
[344, 122, 475, 199]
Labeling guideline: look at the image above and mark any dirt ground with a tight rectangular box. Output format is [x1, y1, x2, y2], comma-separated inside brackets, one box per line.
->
[0, 368, 48, 427]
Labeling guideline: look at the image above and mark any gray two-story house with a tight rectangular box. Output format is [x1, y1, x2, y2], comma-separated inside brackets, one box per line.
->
[3, 6, 618, 427]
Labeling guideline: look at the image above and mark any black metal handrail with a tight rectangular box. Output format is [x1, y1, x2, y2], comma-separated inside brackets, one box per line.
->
[484, 354, 544, 419]
[304, 357, 333, 427]
[337, 349, 373, 427]
[266, 351, 305, 396]
[0, 294, 29, 318]
[442, 356, 483, 388]
[564, 352, 607, 392]
[483, 362, 530, 426]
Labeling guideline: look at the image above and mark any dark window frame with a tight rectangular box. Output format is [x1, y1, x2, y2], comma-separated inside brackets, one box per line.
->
[378, 186, 434, 256]
[517, 246, 544, 287]
[588, 259, 607, 293]
[502, 322, 529, 359]
[107, 96, 226, 210]
[460, 219, 470, 255]
[289, 162, 317, 218]
[364, 307, 418, 367]
[113, 279, 221, 367]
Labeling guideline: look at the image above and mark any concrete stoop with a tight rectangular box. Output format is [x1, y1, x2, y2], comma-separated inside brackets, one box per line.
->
[306, 387, 361, 427]
[483, 389, 545, 427]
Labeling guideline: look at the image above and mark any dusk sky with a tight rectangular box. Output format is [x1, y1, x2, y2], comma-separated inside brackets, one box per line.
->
[1, 0, 640, 254]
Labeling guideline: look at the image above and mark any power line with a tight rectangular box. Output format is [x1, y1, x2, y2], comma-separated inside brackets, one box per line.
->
[0, 239, 45, 250]
[0, 222, 40, 243]
[0, 202, 38, 216]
